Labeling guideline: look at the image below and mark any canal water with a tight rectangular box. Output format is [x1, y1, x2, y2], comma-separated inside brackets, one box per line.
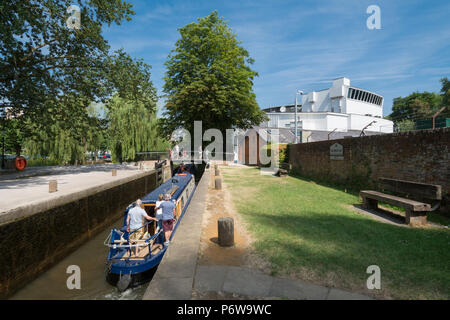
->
[10, 217, 150, 300]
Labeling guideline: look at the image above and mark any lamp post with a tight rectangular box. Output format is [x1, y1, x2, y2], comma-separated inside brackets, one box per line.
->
[294, 90, 304, 143]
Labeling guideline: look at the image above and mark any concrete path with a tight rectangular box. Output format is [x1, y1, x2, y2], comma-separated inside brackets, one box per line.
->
[0, 164, 150, 223]
[142, 167, 211, 300]
[193, 265, 373, 300]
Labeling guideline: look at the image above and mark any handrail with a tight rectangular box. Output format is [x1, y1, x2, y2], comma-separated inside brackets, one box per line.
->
[104, 221, 162, 249]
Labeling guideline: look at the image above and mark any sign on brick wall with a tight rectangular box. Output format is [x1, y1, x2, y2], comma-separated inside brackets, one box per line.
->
[330, 143, 344, 160]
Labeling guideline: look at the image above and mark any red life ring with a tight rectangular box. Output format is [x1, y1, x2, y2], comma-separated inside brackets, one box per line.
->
[15, 156, 27, 171]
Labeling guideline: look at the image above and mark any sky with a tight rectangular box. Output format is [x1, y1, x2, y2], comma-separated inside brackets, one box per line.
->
[102, 0, 450, 117]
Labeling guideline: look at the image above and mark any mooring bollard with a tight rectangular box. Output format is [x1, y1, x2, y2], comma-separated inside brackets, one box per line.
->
[218, 217, 234, 247]
[215, 177, 222, 190]
[215, 168, 220, 176]
[49, 180, 57, 193]
[112, 169, 117, 176]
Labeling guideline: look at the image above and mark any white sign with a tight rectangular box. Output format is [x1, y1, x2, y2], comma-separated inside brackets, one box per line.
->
[330, 143, 344, 160]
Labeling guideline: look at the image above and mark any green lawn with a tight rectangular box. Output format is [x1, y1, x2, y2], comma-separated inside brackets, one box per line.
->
[222, 167, 450, 300]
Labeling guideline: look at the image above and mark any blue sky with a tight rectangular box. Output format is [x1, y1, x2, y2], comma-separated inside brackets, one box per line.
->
[102, 0, 450, 117]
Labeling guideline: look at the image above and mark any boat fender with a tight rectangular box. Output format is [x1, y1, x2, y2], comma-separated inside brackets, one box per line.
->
[117, 273, 131, 292]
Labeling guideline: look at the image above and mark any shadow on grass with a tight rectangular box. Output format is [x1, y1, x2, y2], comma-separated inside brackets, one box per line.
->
[288, 172, 362, 197]
[351, 204, 407, 226]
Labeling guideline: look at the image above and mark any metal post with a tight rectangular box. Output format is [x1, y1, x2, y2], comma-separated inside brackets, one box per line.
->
[432, 106, 446, 129]
[328, 128, 337, 140]
[294, 94, 298, 144]
[294, 90, 303, 144]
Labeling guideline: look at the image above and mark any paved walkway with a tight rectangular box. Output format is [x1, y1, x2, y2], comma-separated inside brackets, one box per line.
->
[193, 265, 373, 300]
[143, 167, 210, 300]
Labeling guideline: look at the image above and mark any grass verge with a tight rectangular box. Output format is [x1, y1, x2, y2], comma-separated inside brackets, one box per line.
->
[222, 166, 450, 299]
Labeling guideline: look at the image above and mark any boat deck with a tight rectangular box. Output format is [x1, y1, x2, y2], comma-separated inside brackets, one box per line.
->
[112, 240, 163, 260]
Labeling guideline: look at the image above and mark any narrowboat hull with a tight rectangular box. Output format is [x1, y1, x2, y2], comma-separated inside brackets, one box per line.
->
[104, 172, 196, 291]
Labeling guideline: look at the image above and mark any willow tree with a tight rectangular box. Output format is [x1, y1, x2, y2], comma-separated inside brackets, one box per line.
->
[23, 95, 107, 164]
[107, 95, 169, 162]
[105, 50, 169, 162]
[161, 11, 267, 145]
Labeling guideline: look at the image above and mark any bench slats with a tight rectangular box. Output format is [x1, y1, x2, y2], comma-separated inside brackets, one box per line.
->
[378, 177, 442, 201]
[360, 190, 431, 211]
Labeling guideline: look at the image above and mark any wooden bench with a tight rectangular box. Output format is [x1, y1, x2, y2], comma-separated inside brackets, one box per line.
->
[360, 178, 442, 226]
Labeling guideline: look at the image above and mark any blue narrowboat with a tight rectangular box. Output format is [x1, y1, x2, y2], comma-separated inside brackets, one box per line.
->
[104, 170, 196, 291]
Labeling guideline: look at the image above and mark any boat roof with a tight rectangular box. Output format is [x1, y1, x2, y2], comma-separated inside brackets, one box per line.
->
[141, 173, 193, 203]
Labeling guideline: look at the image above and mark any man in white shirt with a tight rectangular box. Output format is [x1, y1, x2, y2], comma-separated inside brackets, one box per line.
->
[127, 199, 156, 237]
[127, 199, 156, 255]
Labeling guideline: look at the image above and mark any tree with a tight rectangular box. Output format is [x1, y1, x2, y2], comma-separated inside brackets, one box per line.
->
[107, 95, 169, 162]
[105, 51, 169, 162]
[440, 77, 450, 117]
[0, 0, 135, 153]
[388, 92, 442, 123]
[22, 93, 107, 164]
[161, 11, 267, 144]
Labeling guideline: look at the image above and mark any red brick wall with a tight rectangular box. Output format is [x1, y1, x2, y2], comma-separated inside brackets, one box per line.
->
[289, 128, 449, 214]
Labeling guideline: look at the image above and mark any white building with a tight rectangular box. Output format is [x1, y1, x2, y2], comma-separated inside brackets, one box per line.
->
[261, 77, 393, 142]
[233, 77, 393, 164]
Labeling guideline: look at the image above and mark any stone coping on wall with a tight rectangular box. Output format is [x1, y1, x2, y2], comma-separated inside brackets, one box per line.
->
[0, 169, 157, 226]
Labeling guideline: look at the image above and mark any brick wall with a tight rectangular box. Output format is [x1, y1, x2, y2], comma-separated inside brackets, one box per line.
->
[289, 128, 449, 214]
[0, 170, 159, 299]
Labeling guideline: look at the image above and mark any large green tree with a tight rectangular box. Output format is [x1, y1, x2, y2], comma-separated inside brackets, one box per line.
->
[0, 0, 134, 154]
[161, 11, 267, 141]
